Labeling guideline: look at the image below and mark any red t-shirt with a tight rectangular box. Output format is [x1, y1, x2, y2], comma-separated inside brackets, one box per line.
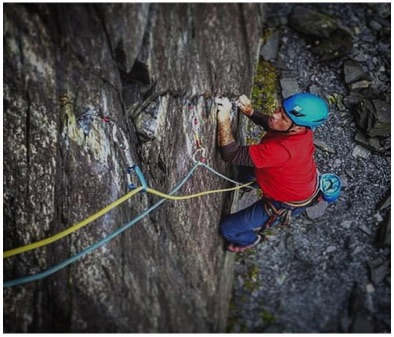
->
[248, 129, 318, 202]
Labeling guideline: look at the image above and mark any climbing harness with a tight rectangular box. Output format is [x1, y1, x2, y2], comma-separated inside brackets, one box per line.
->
[262, 201, 294, 229]
[259, 172, 342, 231]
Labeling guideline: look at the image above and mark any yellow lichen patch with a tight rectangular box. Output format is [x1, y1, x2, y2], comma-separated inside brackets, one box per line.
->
[60, 94, 111, 164]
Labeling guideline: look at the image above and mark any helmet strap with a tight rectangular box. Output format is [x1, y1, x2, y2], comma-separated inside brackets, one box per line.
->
[266, 121, 295, 134]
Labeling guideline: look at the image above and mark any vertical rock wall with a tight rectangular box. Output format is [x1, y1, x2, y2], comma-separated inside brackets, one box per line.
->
[3, 4, 263, 332]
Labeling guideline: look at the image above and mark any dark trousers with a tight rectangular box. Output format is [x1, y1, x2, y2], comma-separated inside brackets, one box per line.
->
[219, 199, 305, 247]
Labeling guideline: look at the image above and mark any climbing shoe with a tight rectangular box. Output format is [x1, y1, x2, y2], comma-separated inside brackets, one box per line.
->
[227, 235, 262, 253]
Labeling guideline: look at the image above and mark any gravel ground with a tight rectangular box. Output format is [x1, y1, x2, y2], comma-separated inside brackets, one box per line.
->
[228, 3, 390, 333]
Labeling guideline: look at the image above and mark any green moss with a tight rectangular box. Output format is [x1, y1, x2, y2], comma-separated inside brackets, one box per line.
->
[260, 310, 276, 325]
[251, 59, 280, 115]
[244, 265, 260, 291]
[245, 54, 280, 145]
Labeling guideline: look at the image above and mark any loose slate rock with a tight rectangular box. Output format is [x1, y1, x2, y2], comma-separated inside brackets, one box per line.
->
[289, 6, 338, 38]
[289, 6, 353, 61]
[260, 30, 281, 62]
[344, 60, 369, 84]
[311, 28, 353, 61]
[306, 201, 328, 219]
[368, 258, 389, 284]
[314, 139, 336, 154]
[370, 99, 390, 137]
[354, 131, 381, 153]
[280, 78, 300, 98]
[352, 145, 371, 159]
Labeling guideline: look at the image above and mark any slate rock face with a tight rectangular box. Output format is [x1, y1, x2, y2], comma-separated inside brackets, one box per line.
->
[3, 3, 264, 333]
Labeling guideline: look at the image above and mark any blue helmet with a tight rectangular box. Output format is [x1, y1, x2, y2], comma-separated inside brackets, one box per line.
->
[283, 93, 329, 129]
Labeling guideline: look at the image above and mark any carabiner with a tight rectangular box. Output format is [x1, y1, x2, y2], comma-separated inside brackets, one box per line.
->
[193, 147, 207, 164]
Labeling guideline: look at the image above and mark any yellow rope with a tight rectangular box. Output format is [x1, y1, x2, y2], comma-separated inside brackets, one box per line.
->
[3, 187, 144, 258]
[146, 182, 253, 200]
[3, 181, 254, 259]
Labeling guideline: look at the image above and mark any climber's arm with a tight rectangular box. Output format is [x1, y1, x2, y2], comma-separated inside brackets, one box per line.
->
[219, 141, 253, 166]
[247, 110, 268, 128]
[236, 95, 269, 128]
[216, 97, 254, 166]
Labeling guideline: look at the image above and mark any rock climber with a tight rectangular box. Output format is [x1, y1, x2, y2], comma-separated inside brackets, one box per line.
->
[216, 93, 329, 252]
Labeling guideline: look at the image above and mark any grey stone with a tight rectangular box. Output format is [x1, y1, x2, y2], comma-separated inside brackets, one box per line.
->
[353, 99, 373, 130]
[350, 80, 371, 91]
[274, 53, 288, 70]
[288, 6, 354, 61]
[369, 20, 382, 31]
[379, 216, 391, 247]
[351, 312, 375, 333]
[326, 246, 337, 253]
[314, 139, 336, 154]
[366, 283, 375, 293]
[276, 274, 286, 285]
[344, 60, 369, 84]
[368, 3, 391, 18]
[260, 30, 280, 61]
[289, 6, 338, 38]
[378, 194, 391, 210]
[361, 34, 375, 43]
[354, 131, 382, 153]
[311, 28, 353, 61]
[368, 258, 389, 284]
[370, 16, 391, 28]
[359, 223, 372, 235]
[306, 201, 328, 220]
[352, 98, 390, 139]
[352, 145, 371, 159]
[343, 92, 365, 110]
[339, 174, 348, 188]
[280, 78, 300, 99]
[369, 100, 391, 137]
[308, 84, 321, 96]
[341, 220, 353, 229]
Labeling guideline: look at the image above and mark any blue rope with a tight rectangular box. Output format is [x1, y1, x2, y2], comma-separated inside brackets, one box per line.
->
[133, 165, 148, 192]
[200, 163, 257, 189]
[3, 162, 201, 288]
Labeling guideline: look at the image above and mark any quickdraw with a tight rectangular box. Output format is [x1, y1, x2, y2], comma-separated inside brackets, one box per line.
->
[108, 119, 144, 191]
[188, 100, 207, 164]
[262, 201, 293, 229]
[193, 147, 207, 163]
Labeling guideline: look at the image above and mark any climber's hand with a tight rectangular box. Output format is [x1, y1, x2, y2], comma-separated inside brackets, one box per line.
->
[236, 95, 254, 116]
[215, 97, 232, 122]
